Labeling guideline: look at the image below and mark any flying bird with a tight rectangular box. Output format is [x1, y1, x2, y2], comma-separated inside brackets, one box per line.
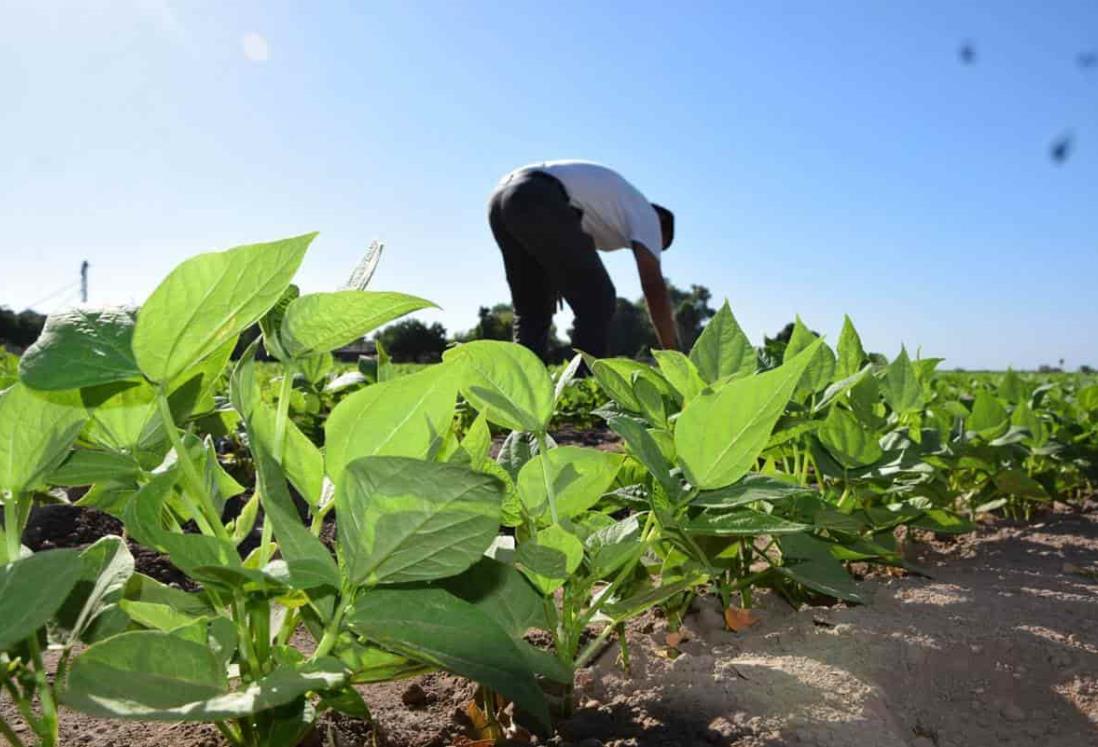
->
[1078, 51, 1097, 70]
[959, 41, 976, 65]
[1050, 133, 1073, 164]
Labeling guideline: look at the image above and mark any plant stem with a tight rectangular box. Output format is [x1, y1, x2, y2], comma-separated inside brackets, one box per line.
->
[27, 635, 57, 747]
[155, 390, 229, 541]
[0, 716, 27, 747]
[535, 431, 559, 524]
[311, 594, 348, 661]
[4, 497, 22, 562]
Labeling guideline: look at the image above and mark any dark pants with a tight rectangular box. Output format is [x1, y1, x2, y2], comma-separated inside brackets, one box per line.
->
[488, 170, 616, 361]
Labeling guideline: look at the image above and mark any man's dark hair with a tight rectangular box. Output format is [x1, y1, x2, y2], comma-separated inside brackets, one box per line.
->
[652, 203, 674, 250]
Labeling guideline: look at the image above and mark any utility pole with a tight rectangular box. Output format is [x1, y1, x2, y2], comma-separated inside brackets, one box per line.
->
[80, 261, 89, 304]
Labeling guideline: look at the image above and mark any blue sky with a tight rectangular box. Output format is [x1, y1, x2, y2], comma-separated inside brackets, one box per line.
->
[1, 1, 1096, 369]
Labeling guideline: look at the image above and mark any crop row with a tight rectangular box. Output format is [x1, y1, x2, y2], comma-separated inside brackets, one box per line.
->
[1, 233, 1096, 746]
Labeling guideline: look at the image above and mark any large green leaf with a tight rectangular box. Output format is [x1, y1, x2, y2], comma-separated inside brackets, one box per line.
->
[688, 301, 755, 384]
[835, 315, 867, 379]
[784, 317, 835, 395]
[49, 449, 142, 487]
[968, 390, 1009, 440]
[444, 341, 554, 433]
[324, 363, 458, 482]
[63, 630, 345, 720]
[439, 557, 548, 636]
[335, 456, 501, 585]
[675, 339, 822, 490]
[349, 587, 549, 730]
[280, 290, 435, 358]
[251, 401, 324, 505]
[652, 349, 706, 402]
[0, 383, 87, 496]
[516, 446, 624, 521]
[778, 533, 865, 603]
[132, 233, 313, 383]
[54, 536, 134, 645]
[606, 415, 680, 499]
[0, 549, 83, 650]
[684, 510, 809, 536]
[253, 443, 340, 590]
[691, 474, 812, 508]
[818, 407, 883, 468]
[881, 347, 923, 415]
[19, 307, 140, 390]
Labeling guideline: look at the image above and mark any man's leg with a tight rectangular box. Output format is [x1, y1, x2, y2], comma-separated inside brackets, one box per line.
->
[488, 189, 556, 360]
[498, 174, 616, 359]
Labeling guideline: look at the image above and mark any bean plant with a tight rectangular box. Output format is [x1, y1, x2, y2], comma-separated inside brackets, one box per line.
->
[1, 233, 1096, 747]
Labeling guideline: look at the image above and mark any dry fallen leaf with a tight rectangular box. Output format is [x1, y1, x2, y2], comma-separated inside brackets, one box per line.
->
[665, 630, 688, 648]
[724, 606, 761, 632]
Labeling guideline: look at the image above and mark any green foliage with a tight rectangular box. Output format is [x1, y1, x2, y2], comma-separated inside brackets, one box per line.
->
[3, 234, 1097, 747]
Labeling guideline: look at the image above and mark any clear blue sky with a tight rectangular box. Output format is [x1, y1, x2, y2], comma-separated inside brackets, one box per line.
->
[2, 1, 1096, 369]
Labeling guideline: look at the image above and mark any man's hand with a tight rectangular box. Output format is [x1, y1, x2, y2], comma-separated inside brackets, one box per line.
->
[632, 243, 679, 351]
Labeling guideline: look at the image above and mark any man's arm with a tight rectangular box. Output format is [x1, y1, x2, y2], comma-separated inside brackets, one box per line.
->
[632, 243, 679, 351]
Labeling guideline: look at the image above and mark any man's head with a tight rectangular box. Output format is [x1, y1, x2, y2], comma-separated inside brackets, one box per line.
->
[652, 204, 674, 250]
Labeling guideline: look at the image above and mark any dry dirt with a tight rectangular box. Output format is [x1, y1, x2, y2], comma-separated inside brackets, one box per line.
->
[3, 506, 1095, 747]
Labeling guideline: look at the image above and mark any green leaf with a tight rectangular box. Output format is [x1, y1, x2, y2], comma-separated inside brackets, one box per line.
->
[777, 534, 865, 603]
[348, 587, 550, 731]
[81, 380, 161, 454]
[335, 456, 502, 585]
[602, 571, 708, 621]
[281, 291, 435, 358]
[835, 315, 867, 379]
[585, 515, 644, 579]
[0, 549, 83, 650]
[968, 391, 1008, 440]
[54, 536, 134, 645]
[818, 407, 883, 468]
[784, 317, 835, 395]
[0, 383, 87, 496]
[324, 363, 458, 482]
[688, 301, 755, 384]
[516, 447, 624, 521]
[881, 347, 924, 415]
[444, 341, 554, 433]
[675, 339, 822, 490]
[19, 307, 140, 390]
[999, 368, 1025, 403]
[258, 285, 300, 361]
[63, 630, 346, 720]
[253, 442, 340, 590]
[1010, 401, 1045, 444]
[450, 412, 492, 470]
[606, 415, 680, 499]
[251, 402, 324, 505]
[993, 469, 1050, 501]
[514, 523, 584, 595]
[652, 349, 706, 402]
[685, 510, 809, 536]
[49, 449, 141, 487]
[132, 233, 313, 383]
[691, 474, 812, 508]
[439, 557, 548, 637]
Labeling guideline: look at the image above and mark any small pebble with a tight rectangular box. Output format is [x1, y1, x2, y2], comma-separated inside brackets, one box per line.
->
[401, 682, 428, 708]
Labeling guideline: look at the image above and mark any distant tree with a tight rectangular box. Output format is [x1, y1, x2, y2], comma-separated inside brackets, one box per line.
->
[606, 298, 653, 358]
[375, 319, 448, 363]
[1079, 364, 1094, 374]
[0, 307, 46, 350]
[598, 281, 718, 359]
[460, 303, 570, 362]
[762, 322, 796, 362]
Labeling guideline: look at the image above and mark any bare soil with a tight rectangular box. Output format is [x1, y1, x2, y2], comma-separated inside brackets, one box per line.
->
[4, 504, 1096, 747]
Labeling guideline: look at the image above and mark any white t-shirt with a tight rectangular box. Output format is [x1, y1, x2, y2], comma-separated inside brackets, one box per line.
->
[509, 160, 663, 260]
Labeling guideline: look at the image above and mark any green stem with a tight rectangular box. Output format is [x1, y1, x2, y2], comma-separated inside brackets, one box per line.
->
[272, 366, 295, 462]
[2, 675, 41, 739]
[27, 635, 57, 747]
[155, 390, 228, 541]
[4, 498, 22, 562]
[311, 594, 348, 661]
[0, 716, 27, 747]
[215, 721, 245, 747]
[309, 499, 335, 536]
[535, 431, 559, 524]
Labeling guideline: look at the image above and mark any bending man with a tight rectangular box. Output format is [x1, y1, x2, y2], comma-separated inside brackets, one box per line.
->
[488, 160, 678, 360]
